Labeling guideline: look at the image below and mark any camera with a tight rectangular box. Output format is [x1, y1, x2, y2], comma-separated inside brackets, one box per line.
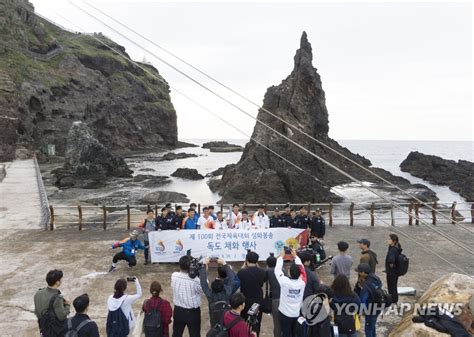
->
[246, 303, 260, 332]
[126, 276, 136, 282]
[209, 256, 219, 268]
[186, 249, 204, 279]
[283, 246, 292, 255]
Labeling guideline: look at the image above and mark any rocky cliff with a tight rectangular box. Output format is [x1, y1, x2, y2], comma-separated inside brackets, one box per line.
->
[401, 151, 473, 201]
[217, 32, 436, 203]
[0, 0, 177, 161]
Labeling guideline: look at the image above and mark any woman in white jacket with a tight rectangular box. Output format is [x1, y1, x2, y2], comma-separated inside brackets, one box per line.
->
[275, 250, 307, 337]
[107, 277, 142, 336]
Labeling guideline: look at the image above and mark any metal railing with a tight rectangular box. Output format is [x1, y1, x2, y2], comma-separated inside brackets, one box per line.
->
[46, 201, 474, 230]
[33, 155, 50, 229]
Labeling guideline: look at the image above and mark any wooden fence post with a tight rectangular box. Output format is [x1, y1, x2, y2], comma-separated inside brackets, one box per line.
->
[78, 205, 83, 230]
[49, 205, 54, 230]
[451, 201, 456, 224]
[154, 205, 158, 218]
[198, 203, 201, 214]
[370, 202, 375, 227]
[220, 203, 224, 213]
[349, 202, 354, 226]
[408, 202, 413, 226]
[265, 203, 268, 213]
[432, 201, 437, 225]
[126, 205, 131, 230]
[329, 203, 333, 227]
[243, 203, 246, 212]
[471, 203, 474, 224]
[391, 205, 395, 226]
[102, 205, 107, 230]
[307, 202, 311, 214]
[415, 202, 420, 226]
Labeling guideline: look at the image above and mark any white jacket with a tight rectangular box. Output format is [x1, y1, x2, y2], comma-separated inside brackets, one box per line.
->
[275, 256, 307, 317]
[107, 279, 142, 329]
[252, 212, 270, 229]
[226, 211, 242, 228]
[215, 218, 228, 229]
[235, 219, 252, 230]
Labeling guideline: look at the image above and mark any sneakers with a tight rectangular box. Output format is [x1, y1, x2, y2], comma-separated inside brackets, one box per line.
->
[108, 265, 116, 273]
[144, 260, 150, 265]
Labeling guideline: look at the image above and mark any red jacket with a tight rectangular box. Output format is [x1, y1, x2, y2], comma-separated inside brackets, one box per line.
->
[143, 296, 173, 337]
[223, 311, 255, 337]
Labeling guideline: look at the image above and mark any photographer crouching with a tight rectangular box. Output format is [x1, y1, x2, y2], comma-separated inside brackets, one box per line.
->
[171, 255, 203, 337]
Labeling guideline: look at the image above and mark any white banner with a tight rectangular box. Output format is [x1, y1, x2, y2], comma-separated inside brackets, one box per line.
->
[149, 228, 308, 262]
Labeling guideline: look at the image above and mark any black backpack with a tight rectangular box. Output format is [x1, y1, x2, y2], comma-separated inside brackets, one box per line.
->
[206, 314, 243, 337]
[334, 312, 356, 334]
[143, 300, 163, 337]
[367, 276, 392, 308]
[39, 294, 65, 337]
[106, 297, 129, 337]
[210, 301, 231, 326]
[396, 253, 409, 276]
[64, 318, 92, 337]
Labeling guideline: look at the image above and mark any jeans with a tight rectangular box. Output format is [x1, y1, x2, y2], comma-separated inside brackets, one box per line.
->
[144, 240, 150, 262]
[112, 252, 137, 266]
[339, 332, 358, 337]
[279, 312, 298, 337]
[271, 299, 282, 337]
[387, 273, 399, 304]
[172, 306, 201, 337]
[364, 315, 378, 337]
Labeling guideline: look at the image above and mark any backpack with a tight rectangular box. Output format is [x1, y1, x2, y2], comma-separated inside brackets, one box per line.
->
[334, 312, 356, 334]
[367, 275, 392, 308]
[231, 275, 241, 294]
[206, 314, 243, 337]
[106, 297, 129, 337]
[396, 253, 409, 276]
[38, 294, 64, 337]
[143, 299, 163, 337]
[64, 318, 92, 337]
[210, 301, 231, 326]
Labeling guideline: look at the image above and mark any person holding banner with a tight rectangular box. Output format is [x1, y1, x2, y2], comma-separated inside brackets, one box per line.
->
[183, 208, 199, 230]
[214, 211, 228, 229]
[252, 205, 270, 229]
[226, 204, 242, 229]
[237, 211, 253, 230]
[198, 207, 216, 230]
[139, 209, 157, 265]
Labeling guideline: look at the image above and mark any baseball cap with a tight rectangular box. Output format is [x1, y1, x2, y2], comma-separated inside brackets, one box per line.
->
[357, 239, 371, 247]
[355, 263, 371, 274]
[130, 230, 139, 238]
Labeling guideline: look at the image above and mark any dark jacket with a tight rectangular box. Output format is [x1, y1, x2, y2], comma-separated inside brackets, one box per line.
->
[157, 214, 179, 230]
[330, 293, 361, 326]
[296, 215, 310, 229]
[310, 216, 326, 238]
[237, 266, 267, 305]
[265, 267, 283, 300]
[270, 215, 285, 228]
[354, 273, 383, 316]
[360, 250, 378, 274]
[63, 314, 100, 337]
[303, 266, 320, 299]
[285, 216, 298, 228]
[385, 243, 402, 275]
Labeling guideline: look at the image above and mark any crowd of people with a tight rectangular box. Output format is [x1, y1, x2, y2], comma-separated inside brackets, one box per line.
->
[34, 228, 405, 337]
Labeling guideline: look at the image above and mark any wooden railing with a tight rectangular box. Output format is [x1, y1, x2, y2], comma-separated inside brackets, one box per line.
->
[46, 201, 474, 230]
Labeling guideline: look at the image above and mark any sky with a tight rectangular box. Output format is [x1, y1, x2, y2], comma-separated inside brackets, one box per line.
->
[30, 1, 472, 141]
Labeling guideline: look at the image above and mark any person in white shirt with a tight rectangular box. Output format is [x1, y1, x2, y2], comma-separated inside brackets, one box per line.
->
[275, 250, 307, 337]
[252, 205, 270, 229]
[214, 211, 228, 230]
[171, 256, 202, 337]
[107, 277, 142, 333]
[236, 211, 252, 230]
[198, 207, 215, 230]
[226, 203, 242, 229]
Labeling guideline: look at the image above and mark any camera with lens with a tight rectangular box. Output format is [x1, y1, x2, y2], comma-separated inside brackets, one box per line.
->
[246, 303, 260, 332]
[186, 249, 204, 279]
[283, 246, 292, 255]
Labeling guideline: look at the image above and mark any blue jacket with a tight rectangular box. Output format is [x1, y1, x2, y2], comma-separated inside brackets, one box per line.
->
[112, 238, 145, 257]
[183, 216, 199, 229]
[354, 273, 382, 315]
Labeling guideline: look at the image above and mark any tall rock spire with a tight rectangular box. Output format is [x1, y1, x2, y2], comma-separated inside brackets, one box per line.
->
[293, 31, 313, 70]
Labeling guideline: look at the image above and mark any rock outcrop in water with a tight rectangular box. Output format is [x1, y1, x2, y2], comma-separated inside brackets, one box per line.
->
[202, 141, 243, 152]
[53, 121, 132, 188]
[401, 151, 473, 201]
[217, 32, 436, 203]
[0, 0, 177, 161]
[171, 168, 204, 180]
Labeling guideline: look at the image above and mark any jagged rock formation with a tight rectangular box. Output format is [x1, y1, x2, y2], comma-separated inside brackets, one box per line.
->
[217, 32, 436, 203]
[53, 121, 132, 188]
[389, 273, 473, 337]
[0, 0, 177, 161]
[202, 141, 244, 152]
[401, 151, 473, 201]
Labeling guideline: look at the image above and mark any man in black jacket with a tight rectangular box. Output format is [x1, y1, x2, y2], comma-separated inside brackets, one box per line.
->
[310, 209, 325, 239]
[270, 208, 285, 228]
[385, 234, 402, 304]
[63, 294, 99, 337]
[299, 251, 320, 299]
